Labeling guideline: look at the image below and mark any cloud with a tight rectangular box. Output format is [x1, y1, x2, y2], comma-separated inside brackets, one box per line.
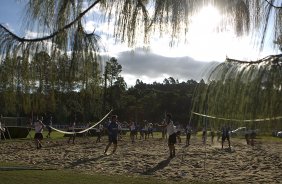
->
[116, 48, 220, 86]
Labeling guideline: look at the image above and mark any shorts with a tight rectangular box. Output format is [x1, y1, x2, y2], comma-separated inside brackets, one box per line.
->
[130, 130, 136, 136]
[34, 133, 43, 140]
[250, 132, 256, 139]
[176, 131, 181, 136]
[168, 133, 176, 145]
[108, 135, 118, 144]
[47, 126, 52, 132]
[186, 133, 191, 139]
[222, 135, 230, 142]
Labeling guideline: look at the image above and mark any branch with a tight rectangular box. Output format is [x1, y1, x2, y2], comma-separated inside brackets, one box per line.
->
[0, 0, 102, 43]
[264, 0, 282, 9]
[226, 54, 282, 64]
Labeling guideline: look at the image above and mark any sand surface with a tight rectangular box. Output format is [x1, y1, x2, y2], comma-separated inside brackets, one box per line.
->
[0, 135, 281, 183]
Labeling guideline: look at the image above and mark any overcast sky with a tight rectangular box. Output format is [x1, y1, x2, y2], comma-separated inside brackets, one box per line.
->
[0, 1, 280, 87]
[114, 49, 219, 85]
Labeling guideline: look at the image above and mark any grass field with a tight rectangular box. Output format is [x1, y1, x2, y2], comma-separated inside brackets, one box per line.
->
[0, 161, 208, 184]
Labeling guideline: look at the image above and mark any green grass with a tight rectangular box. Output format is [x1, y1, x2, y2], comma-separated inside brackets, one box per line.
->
[255, 135, 282, 142]
[29, 130, 65, 139]
[0, 170, 161, 184]
[0, 163, 208, 184]
[1, 130, 66, 143]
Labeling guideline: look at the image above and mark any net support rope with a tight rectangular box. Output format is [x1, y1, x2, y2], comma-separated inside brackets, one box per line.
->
[189, 111, 282, 174]
[49, 110, 113, 134]
[192, 112, 282, 122]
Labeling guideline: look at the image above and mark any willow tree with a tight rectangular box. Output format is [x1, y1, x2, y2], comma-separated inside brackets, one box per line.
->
[0, 0, 282, 118]
[191, 55, 282, 132]
[1, 0, 282, 61]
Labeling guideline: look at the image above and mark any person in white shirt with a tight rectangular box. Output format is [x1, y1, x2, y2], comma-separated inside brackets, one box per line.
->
[161, 120, 167, 140]
[148, 122, 154, 138]
[117, 121, 123, 141]
[0, 120, 6, 140]
[0, 121, 4, 132]
[175, 122, 182, 143]
[129, 120, 136, 143]
[158, 113, 176, 158]
[34, 120, 45, 149]
[144, 123, 148, 140]
[0, 115, 5, 135]
[96, 123, 104, 143]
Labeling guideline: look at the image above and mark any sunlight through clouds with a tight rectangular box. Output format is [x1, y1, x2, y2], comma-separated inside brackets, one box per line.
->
[149, 5, 278, 62]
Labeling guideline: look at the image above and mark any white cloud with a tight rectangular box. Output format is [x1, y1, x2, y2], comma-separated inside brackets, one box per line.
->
[25, 30, 40, 39]
[116, 48, 219, 87]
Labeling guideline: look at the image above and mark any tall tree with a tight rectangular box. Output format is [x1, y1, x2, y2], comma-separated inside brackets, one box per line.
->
[103, 57, 124, 111]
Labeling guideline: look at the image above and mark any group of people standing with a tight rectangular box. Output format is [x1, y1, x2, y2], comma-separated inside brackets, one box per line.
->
[103, 116, 156, 154]
[104, 113, 178, 158]
[32, 112, 232, 158]
[200, 126, 231, 149]
[30, 112, 249, 159]
[68, 121, 104, 144]
[126, 120, 154, 143]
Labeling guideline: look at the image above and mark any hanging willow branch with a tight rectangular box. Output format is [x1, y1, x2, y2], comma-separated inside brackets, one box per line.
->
[1, 0, 282, 56]
[264, 0, 282, 9]
[0, 0, 101, 43]
[0, 0, 105, 62]
[192, 54, 282, 130]
[226, 54, 282, 65]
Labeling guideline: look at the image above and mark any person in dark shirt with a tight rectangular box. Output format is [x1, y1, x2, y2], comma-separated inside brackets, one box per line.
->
[221, 125, 231, 149]
[210, 128, 215, 144]
[104, 115, 119, 154]
[185, 124, 192, 146]
[202, 127, 207, 144]
[67, 121, 76, 144]
[46, 116, 53, 138]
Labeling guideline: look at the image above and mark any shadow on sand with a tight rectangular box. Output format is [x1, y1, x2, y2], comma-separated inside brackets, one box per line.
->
[142, 157, 171, 175]
[66, 155, 107, 169]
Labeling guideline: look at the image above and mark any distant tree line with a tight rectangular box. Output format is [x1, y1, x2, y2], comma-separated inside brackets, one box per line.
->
[0, 54, 198, 127]
[1, 52, 281, 134]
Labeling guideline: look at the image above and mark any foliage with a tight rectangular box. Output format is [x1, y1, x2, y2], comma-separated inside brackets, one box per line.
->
[0, 49, 198, 127]
[103, 57, 125, 113]
[0, 0, 281, 59]
[0, 51, 102, 123]
[118, 79, 198, 124]
[0, 0, 281, 131]
[192, 55, 282, 132]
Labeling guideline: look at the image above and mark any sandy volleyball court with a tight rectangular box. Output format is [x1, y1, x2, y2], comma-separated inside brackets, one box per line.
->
[0, 135, 281, 183]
